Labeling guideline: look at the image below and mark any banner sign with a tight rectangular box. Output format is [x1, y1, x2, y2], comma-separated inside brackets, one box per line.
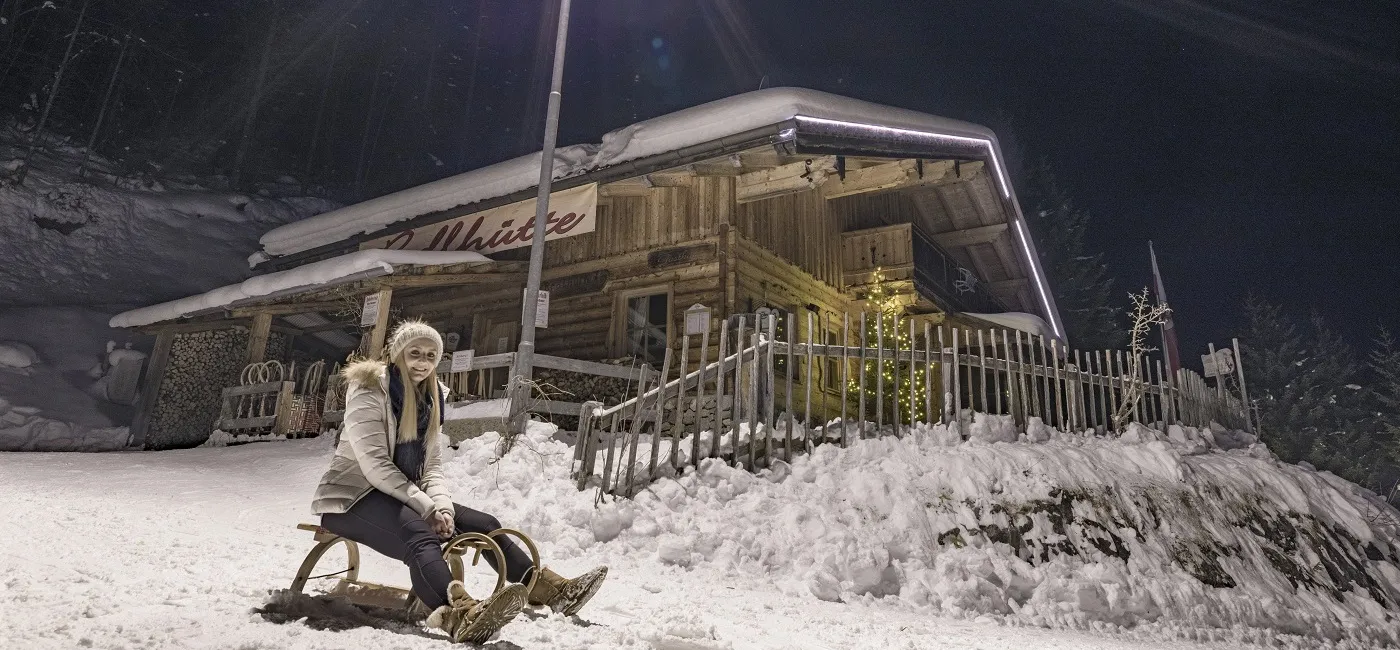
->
[360, 183, 597, 255]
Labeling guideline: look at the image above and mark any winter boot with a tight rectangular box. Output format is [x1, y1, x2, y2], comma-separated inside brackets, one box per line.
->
[427, 580, 526, 644]
[526, 566, 608, 616]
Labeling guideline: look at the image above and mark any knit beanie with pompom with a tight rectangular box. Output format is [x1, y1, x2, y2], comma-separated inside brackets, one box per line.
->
[386, 319, 443, 362]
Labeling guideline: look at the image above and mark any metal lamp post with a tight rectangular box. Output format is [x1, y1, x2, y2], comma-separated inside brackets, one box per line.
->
[509, 0, 574, 438]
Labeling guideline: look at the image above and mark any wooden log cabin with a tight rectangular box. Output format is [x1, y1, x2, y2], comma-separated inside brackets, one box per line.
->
[111, 88, 1063, 449]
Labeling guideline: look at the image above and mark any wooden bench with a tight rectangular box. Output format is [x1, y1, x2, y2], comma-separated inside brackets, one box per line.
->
[290, 523, 541, 615]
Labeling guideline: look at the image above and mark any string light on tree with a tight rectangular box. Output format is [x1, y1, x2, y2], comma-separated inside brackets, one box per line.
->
[849, 267, 928, 424]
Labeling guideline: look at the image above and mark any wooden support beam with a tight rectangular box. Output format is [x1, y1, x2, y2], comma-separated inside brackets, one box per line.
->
[736, 156, 837, 204]
[128, 331, 175, 449]
[822, 159, 961, 200]
[366, 288, 393, 359]
[987, 278, 1029, 295]
[229, 300, 349, 318]
[380, 272, 527, 289]
[246, 312, 273, 363]
[137, 317, 251, 335]
[930, 223, 1008, 249]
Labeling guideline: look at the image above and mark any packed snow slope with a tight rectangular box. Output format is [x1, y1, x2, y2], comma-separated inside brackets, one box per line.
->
[0, 123, 337, 308]
[0, 122, 336, 449]
[3, 420, 1398, 649]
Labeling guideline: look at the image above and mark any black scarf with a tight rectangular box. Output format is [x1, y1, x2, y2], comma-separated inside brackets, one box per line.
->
[387, 365, 440, 482]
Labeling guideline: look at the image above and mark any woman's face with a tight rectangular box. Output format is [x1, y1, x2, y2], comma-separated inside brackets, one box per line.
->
[402, 341, 439, 385]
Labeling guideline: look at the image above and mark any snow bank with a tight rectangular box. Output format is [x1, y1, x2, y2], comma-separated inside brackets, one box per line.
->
[0, 308, 138, 451]
[441, 421, 1400, 648]
[258, 87, 1002, 258]
[2, 435, 1253, 650]
[0, 341, 39, 368]
[109, 249, 489, 328]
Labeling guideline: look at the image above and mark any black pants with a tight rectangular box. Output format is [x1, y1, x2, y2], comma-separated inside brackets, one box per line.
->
[320, 490, 534, 609]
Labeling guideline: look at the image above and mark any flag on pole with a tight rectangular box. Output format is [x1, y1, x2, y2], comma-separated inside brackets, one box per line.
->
[1149, 241, 1181, 375]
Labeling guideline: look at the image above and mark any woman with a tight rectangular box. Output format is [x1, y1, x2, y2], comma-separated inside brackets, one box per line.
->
[311, 320, 606, 643]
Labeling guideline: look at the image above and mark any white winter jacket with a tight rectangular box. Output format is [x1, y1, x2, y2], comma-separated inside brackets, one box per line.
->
[310, 360, 453, 517]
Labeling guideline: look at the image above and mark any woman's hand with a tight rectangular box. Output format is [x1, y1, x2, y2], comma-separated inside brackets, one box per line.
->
[430, 509, 455, 539]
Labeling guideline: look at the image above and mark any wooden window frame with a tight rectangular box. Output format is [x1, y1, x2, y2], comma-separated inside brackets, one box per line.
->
[611, 284, 675, 363]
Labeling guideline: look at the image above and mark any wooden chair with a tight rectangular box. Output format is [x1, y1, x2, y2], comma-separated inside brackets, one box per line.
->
[289, 523, 542, 616]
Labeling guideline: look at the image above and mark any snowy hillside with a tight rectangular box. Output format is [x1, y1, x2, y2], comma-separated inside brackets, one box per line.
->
[0, 123, 336, 450]
[2, 421, 1397, 649]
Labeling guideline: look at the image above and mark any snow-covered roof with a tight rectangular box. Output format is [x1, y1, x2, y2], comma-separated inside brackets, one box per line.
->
[109, 250, 488, 328]
[964, 312, 1057, 341]
[257, 87, 999, 259]
[253, 87, 1063, 341]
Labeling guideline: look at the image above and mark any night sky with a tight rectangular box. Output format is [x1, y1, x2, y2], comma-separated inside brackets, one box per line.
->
[545, 0, 1400, 358]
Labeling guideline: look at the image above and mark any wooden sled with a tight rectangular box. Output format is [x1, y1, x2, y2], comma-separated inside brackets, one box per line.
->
[290, 522, 542, 618]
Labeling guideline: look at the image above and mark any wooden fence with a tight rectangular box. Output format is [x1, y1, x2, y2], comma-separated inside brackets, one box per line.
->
[570, 312, 1251, 497]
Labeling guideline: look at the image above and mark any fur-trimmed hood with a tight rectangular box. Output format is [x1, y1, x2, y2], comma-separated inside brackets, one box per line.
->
[342, 359, 387, 391]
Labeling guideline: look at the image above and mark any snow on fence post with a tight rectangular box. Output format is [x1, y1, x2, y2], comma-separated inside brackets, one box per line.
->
[1233, 337, 1254, 433]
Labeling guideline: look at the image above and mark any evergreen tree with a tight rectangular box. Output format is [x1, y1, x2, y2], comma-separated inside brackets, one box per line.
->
[1238, 296, 1386, 487]
[1021, 160, 1125, 350]
[848, 268, 928, 425]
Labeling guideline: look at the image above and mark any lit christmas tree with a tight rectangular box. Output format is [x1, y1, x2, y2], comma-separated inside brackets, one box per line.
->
[849, 267, 928, 424]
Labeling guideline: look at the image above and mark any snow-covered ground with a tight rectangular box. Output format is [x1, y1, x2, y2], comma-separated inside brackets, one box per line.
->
[3, 421, 1396, 649]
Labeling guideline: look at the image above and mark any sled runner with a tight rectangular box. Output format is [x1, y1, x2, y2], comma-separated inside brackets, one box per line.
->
[289, 522, 542, 617]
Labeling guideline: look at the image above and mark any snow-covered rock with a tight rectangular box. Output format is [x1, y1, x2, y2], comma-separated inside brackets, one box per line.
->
[0, 341, 38, 368]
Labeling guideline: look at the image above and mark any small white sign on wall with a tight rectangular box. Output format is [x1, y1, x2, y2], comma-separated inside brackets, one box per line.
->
[360, 294, 380, 327]
[450, 349, 474, 373]
[684, 304, 712, 336]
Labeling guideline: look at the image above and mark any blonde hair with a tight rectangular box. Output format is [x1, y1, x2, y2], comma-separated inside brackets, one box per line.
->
[393, 354, 441, 443]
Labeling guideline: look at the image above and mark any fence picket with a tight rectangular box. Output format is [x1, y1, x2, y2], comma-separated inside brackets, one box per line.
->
[732, 317, 746, 467]
[859, 314, 868, 440]
[924, 320, 935, 423]
[748, 331, 761, 469]
[649, 349, 673, 480]
[952, 328, 962, 431]
[909, 319, 918, 430]
[671, 335, 688, 470]
[991, 330, 1003, 416]
[692, 325, 710, 464]
[841, 313, 850, 447]
[804, 311, 814, 447]
[711, 325, 728, 460]
[875, 313, 885, 432]
[786, 312, 796, 462]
